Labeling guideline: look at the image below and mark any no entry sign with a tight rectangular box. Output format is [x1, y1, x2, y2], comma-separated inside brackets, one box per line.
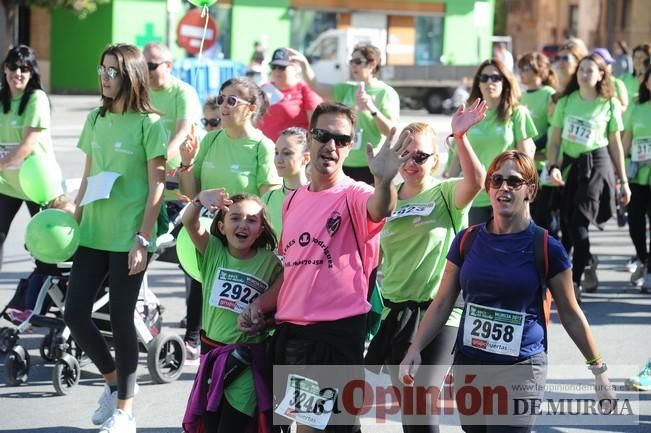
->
[176, 9, 219, 55]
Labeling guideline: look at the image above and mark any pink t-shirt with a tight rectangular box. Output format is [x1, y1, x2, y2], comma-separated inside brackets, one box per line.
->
[257, 81, 322, 142]
[275, 177, 384, 325]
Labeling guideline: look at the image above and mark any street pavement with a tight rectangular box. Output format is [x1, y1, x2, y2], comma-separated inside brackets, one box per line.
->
[0, 95, 649, 432]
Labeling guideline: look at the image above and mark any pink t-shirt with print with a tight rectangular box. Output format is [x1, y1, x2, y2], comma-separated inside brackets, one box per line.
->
[275, 177, 384, 325]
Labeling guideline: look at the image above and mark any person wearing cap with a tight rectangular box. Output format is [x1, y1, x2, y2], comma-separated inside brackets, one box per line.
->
[257, 48, 322, 142]
[286, 44, 400, 185]
[593, 47, 629, 112]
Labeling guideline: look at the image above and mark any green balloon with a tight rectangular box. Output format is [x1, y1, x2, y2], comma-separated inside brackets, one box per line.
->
[25, 209, 80, 264]
[187, 0, 217, 7]
[176, 217, 212, 282]
[19, 154, 62, 205]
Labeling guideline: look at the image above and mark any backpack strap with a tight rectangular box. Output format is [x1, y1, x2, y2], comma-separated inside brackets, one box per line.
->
[533, 225, 552, 352]
[459, 224, 481, 260]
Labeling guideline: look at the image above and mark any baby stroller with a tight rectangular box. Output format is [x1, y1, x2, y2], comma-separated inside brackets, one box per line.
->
[0, 235, 186, 395]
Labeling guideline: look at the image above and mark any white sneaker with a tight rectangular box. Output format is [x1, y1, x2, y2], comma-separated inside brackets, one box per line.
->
[99, 409, 136, 433]
[92, 384, 140, 425]
[625, 256, 638, 273]
[630, 261, 646, 287]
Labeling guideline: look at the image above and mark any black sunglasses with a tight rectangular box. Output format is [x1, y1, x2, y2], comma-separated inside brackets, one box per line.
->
[349, 58, 368, 66]
[201, 117, 221, 128]
[147, 61, 164, 71]
[489, 174, 527, 190]
[271, 64, 287, 71]
[479, 73, 503, 83]
[216, 94, 251, 107]
[6, 64, 30, 73]
[554, 54, 572, 63]
[401, 151, 434, 165]
[310, 128, 352, 148]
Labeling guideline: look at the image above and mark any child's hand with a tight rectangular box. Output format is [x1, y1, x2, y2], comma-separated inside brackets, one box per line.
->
[197, 188, 233, 212]
[238, 307, 260, 335]
[180, 124, 199, 165]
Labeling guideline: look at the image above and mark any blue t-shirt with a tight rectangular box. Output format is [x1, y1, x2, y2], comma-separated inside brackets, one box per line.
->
[447, 221, 570, 362]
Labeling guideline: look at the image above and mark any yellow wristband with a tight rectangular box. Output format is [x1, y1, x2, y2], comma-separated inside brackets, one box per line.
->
[585, 354, 602, 365]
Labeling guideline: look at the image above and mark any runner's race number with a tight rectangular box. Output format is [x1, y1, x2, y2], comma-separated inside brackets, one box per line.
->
[562, 116, 594, 147]
[631, 136, 651, 163]
[462, 303, 525, 357]
[275, 374, 338, 430]
[209, 268, 268, 314]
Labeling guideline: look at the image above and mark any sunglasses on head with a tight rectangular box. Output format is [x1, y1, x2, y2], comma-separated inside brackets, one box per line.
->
[216, 94, 251, 107]
[201, 117, 221, 128]
[97, 65, 119, 80]
[479, 73, 503, 83]
[401, 150, 434, 165]
[350, 58, 368, 66]
[147, 61, 165, 71]
[310, 128, 352, 148]
[489, 174, 527, 190]
[520, 65, 532, 72]
[271, 64, 287, 71]
[6, 64, 30, 73]
[554, 54, 572, 63]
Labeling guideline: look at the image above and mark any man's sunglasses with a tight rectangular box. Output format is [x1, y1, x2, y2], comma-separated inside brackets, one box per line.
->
[401, 151, 434, 165]
[554, 54, 572, 63]
[216, 94, 251, 107]
[271, 65, 287, 71]
[479, 74, 503, 83]
[97, 65, 119, 80]
[147, 61, 165, 71]
[310, 128, 352, 148]
[350, 58, 368, 66]
[201, 117, 221, 128]
[6, 64, 30, 73]
[489, 174, 527, 190]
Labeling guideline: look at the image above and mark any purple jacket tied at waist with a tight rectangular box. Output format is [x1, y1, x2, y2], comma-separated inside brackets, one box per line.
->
[182, 342, 273, 433]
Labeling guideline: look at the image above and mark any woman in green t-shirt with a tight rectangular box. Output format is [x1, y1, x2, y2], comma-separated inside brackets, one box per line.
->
[64, 44, 167, 433]
[365, 100, 487, 433]
[547, 54, 631, 299]
[0, 45, 57, 270]
[287, 44, 400, 184]
[449, 59, 537, 224]
[179, 77, 281, 198]
[623, 67, 651, 292]
[621, 44, 650, 105]
[518, 52, 561, 237]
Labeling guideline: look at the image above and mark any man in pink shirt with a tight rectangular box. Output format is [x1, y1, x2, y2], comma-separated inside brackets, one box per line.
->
[240, 102, 409, 432]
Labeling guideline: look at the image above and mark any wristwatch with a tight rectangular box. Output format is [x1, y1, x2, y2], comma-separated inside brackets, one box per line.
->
[588, 362, 608, 376]
[135, 233, 150, 248]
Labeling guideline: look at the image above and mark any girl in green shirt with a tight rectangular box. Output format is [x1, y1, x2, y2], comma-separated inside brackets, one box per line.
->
[182, 190, 282, 432]
[64, 44, 167, 433]
[547, 54, 630, 298]
[621, 44, 650, 105]
[0, 45, 57, 270]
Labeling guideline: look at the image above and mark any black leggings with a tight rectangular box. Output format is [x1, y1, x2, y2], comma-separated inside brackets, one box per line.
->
[627, 183, 651, 267]
[386, 325, 458, 433]
[64, 246, 149, 400]
[185, 275, 202, 346]
[203, 398, 251, 433]
[0, 193, 40, 265]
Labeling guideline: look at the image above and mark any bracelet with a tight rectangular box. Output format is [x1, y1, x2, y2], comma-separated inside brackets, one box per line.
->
[192, 197, 203, 209]
[548, 164, 560, 172]
[619, 179, 629, 184]
[178, 162, 194, 172]
[585, 353, 602, 365]
[370, 110, 378, 117]
[136, 231, 150, 240]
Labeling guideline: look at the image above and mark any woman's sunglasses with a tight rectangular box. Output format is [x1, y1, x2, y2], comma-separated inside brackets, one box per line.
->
[216, 94, 251, 107]
[271, 65, 287, 71]
[6, 64, 30, 73]
[554, 54, 572, 63]
[479, 74, 503, 83]
[401, 151, 434, 165]
[350, 58, 368, 66]
[489, 174, 527, 190]
[97, 65, 118, 80]
[310, 128, 352, 148]
[147, 61, 165, 71]
[201, 117, 221, 128]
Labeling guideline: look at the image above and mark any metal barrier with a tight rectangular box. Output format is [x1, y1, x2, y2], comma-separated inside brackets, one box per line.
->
[172, 58, 247, 103]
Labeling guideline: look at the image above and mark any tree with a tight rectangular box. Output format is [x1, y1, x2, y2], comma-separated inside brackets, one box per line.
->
[0, 0, 108, 56]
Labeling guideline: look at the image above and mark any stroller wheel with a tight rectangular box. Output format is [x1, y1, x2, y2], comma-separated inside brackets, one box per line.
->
[52, 353, 80, 395]
[0, 327, 18, 353]
[5, 345, 30, 386]
[147, 332, 185, 384]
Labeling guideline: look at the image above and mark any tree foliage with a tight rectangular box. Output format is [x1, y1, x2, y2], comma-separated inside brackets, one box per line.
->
[3, 0, 109, 19]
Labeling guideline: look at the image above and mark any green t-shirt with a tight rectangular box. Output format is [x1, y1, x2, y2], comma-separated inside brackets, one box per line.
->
[521, 86, 555, 142]
[621, 73, 640, 105]
[624, 102, 651, 185]
[193, 129, 281, 195]
[0, 89, 56, 200]
[333, 80, 400, 168]
[465, 105, 538, 207]
[77, 109, 167, 252]
[197, 236, 282, 416]
[550, 92, 623, 159]
[612, 76, 629, 106]
[261, 187, 288, 237]
[149, 77, 201, 170]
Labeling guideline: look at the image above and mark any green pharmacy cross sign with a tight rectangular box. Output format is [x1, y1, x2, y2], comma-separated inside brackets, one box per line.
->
[136, 23, 163, 46]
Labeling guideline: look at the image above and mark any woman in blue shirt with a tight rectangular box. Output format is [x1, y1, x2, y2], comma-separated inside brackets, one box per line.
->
[401, 150, 615, 433]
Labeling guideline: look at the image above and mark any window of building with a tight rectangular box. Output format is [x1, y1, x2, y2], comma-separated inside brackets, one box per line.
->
[290, 10, 338, 53]
[620, 0, 631, 29]
[415, 15, 444, 65]
[568, 5, 578, 37]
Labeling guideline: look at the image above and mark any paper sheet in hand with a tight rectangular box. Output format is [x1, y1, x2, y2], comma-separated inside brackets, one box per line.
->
[80, 171, 121, 206]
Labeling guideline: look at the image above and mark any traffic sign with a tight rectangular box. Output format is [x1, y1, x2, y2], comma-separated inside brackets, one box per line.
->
[176, 9, 219, 55]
